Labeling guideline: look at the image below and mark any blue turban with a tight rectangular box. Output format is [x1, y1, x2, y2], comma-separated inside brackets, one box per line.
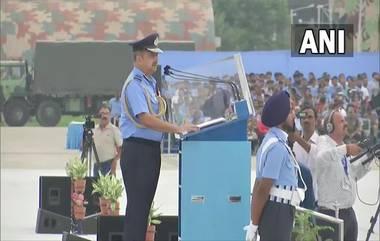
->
[261, 91, 290, 127]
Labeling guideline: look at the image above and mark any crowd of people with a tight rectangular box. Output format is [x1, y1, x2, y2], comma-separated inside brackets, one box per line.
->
[244, 71, 380, 240]
[249, 70, 380, 149]
[245, 88, 378, 241]
[96, 38, 380, 240]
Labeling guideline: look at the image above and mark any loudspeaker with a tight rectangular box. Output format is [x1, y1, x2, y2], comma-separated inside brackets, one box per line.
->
[35, 208, 71, 233]
[156, 216, 178, 241]
[62, 232, 91, 241]
[97, 215, 124, 241]
[39, 176, 100, 218]
[95, 215, 178, 241]
[82, 212, 101, 234]
[39, 176, 71, 217]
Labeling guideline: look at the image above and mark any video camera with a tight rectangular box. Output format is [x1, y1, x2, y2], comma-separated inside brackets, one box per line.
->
[351, 137, 380, 165]
[83, 115, 95, 130]
[296, 111, 307, 119]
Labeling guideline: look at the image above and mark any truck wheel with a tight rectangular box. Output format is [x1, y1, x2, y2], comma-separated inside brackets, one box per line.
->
[3, 98, 30, 126]
[36, 100, 62, 127]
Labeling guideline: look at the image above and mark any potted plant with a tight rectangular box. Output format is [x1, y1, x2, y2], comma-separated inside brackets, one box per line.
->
[292, 211, 334, 241]
[65, 157, 88, 193]
[107, 175, 124, 216]
[92, 171, 112, 215]
[71, 192, 86, 220]
[146, 201, 162, 241]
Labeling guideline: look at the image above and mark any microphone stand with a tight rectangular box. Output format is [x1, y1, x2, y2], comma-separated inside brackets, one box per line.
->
[364, 145, 380, 241]
[163, 65, 241, 101]
[349, 142, 380, 241]
[350, 143, 380, 165]
[366, 203, 380, 241]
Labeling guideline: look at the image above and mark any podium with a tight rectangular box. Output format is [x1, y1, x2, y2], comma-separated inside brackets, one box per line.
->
[179, 100, 251, 241]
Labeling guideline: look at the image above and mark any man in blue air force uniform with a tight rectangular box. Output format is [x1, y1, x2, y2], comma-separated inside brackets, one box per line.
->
[119, 33, 199, 241]
[245, 91, 306, 241]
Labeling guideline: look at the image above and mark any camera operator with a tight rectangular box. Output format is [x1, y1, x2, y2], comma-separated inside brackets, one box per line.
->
[93, 104, 122, 176]
[315, 108, 375, 241]
[289, 104, 320, 209]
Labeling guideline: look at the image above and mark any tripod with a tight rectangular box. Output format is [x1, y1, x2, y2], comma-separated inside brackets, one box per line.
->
[80, 127, 100, 176]
[365, 200, 380, 241]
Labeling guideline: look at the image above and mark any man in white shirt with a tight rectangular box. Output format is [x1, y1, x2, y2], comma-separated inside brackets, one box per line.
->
[368, 72, 380, 100]
[93, 104, 122, 176]
[291, 105, 320, 207]
[315, 109, 374, 241]
[356, 75, 370, 101]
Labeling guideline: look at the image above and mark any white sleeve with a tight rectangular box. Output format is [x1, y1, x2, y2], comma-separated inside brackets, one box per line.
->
[350, 154, 372, 180]
[317, 144, 347, 162]
[307, 142, 319, 173]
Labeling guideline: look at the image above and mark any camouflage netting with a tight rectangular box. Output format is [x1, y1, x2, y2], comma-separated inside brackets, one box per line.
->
[0, 0, 216, 63]
[333, 0, 379, 51]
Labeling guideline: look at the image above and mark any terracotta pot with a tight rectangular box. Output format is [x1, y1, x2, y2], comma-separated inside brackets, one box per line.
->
[73, 205, 86, 220]
[73, 179, 86, 193]
[145, 225, 156, 241]
[109, 201, 120, 216]
[99, 197, 111, 216]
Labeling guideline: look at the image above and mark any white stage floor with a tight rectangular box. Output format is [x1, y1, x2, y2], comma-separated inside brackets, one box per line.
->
[1, 168, 379, 241]
[0, 168, 179, 241]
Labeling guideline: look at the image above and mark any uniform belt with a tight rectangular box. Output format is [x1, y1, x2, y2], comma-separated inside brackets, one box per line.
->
[269, 185, 301, 207]
[123, 137, 161, 147]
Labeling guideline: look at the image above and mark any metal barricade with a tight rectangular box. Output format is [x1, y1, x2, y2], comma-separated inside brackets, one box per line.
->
[296, 206, 344, 241]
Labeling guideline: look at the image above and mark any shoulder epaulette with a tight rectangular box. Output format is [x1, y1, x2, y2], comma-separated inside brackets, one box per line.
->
[134, 74, 144, 82]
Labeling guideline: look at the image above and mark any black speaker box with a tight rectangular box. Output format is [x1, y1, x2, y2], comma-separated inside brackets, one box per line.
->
[96, 215, 178, 241]
[35, 208, 71, 234]
[39, 176, 100, 218]
[39, 176, 71, 217]
[156, 216, 178, 241]
[82, 212, 101, 234]
[97, 215, 124, 241]
[62, 232, 91, 241]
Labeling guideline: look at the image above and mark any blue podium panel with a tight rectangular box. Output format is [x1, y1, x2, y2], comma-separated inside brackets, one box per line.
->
[180, 141, 251, 241]
[183, 119, 247, 141]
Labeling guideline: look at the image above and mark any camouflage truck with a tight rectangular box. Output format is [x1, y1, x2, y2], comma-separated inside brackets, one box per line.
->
[0, 0, 215, 126]
[0, 60, 30, 124]
[1, 40, 195, 126]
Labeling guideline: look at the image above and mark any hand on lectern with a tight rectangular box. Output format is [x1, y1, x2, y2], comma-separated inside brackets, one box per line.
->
[177, 122, 200, 135]
[244, 222, 259, 241]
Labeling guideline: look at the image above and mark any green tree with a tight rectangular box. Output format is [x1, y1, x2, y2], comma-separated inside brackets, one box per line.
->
[213, 0, 290, 51]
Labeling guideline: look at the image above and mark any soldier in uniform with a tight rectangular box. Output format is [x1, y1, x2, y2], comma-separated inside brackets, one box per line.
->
[119, 33, 199, 241]
[245, 91, 306, 241]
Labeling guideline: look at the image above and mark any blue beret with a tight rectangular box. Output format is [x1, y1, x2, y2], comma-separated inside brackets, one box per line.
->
[261, 91, 290, 127]
[130, 33, 163, 53]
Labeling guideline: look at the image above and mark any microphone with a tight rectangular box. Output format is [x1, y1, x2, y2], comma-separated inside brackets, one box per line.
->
[163, 65, 241, 100]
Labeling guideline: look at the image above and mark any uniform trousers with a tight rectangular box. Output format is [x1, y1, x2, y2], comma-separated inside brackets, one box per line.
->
[317, 207, 358, 241]
[258, 200, 295, 241]
[120, 137, 161, 241]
